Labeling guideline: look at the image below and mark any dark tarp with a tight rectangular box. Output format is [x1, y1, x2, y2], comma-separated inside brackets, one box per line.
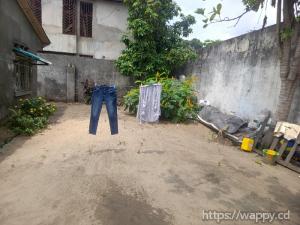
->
[198, 105, 247, 134]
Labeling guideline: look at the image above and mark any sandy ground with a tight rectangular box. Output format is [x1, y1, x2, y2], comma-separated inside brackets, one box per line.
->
[0, 103, 299, 225]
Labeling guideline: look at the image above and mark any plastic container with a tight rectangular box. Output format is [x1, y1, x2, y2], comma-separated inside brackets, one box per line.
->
[263, 149, 279, 165]
[241, 137, 254, 152]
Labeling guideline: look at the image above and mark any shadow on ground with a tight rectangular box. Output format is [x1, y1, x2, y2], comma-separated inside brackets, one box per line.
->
[49, 103, 67, 123]
[96, 184, 173, 225]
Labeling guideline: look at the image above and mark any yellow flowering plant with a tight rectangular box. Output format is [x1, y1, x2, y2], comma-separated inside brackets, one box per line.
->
[9, 97, 56, 135]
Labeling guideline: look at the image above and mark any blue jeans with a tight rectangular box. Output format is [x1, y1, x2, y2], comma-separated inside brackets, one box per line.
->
[89, 85, 118, 135]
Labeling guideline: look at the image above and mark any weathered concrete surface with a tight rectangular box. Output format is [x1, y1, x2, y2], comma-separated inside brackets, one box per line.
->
[37, 53, 132, 102]
[41, 0, 127, 60]
[0, 0, 44, 120]
[187, 26, 282, 122]
[0, 103, 299, 225]
[186, 26, 299, 123]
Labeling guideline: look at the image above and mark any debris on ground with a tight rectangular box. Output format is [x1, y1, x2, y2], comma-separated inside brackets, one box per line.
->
[196, 105, 271, 144]
[266, 122, 300, 173]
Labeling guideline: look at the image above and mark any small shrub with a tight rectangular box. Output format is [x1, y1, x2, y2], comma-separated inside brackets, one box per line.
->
[124, 75, 201, 123]
[124, 88, 140, 113]
[83, 79, 94, 105]
[8, 97, 56, 135]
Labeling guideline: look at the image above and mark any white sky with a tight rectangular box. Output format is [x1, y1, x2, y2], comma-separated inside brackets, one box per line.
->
[174, 0, 277, 41]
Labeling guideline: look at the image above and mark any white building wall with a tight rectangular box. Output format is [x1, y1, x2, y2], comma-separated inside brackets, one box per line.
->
[41, 0, 127, 59]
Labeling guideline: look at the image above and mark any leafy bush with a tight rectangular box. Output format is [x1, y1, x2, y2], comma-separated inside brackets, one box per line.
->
[8, 97, 56, 135]
[124, 88, 140, 113]
[124, 75, 200, 122]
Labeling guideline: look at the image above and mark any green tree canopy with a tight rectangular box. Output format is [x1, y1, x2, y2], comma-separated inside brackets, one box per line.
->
[116, 0, 197, 80]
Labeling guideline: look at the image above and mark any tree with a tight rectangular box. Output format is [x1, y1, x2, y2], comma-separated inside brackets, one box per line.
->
[185, 38, 221, 51]
[196, 0, 300, 121]
[116, 0, 197, 80]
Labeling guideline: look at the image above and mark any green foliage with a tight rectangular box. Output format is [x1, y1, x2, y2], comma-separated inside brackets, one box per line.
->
[242, 0, 264, 11]
[124, 74, 200, 123]
[186, 38, 221, 50]
[280, 28, 294, 41]
[124, 88, 140, 114]
[195, 0, 264, 28]
[8, 97, 56, 135]
[116, 0, 197, 80]
[195, 8, 205, 15]
[83, 80, 94, 104]
[196, 3, 222, 28]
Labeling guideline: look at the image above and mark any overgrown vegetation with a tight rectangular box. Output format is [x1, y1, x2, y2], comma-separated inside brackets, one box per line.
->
[117, 0, 201, 122]
[124, 74, 200, 123]
[186, 38, 221, 51]
[116, 0, 197, 80]
[8, 97, 56, 135]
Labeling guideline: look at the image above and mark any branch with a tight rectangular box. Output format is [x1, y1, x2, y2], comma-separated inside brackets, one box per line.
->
[207, 10, 250, 27]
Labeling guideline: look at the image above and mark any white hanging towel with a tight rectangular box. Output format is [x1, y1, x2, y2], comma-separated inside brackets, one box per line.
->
[137, 84, 162, 123]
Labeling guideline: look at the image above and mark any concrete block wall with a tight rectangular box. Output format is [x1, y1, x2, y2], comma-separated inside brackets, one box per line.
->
[185, 25, 299, 124]
[37, 53, 132, 103]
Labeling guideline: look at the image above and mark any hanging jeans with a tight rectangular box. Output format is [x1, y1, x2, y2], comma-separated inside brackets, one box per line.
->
[89, 85, 118, 135]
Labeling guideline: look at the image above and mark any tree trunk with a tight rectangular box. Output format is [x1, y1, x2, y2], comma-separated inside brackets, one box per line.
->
[276, 37, 300, 121]
[276, 0, 300, 121]
[277, 75, 300, 121]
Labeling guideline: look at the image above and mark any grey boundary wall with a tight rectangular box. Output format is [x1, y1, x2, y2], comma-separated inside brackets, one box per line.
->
[37, 53, 133, 103]
[37, 25, 299, 124]
[184, 25, 299, 123]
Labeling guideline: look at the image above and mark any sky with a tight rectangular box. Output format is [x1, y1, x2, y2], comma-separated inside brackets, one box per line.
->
[174, 0, 277, 41]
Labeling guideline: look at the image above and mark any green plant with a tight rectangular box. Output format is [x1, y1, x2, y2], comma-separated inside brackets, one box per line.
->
[185, 38, 221, 50]
[124, 88, 140, 113]
[83, 79, 94, 104]
[280, 28, 293, 41]
[8, 97, 56, 135]
[116, 0, 197, 80]
[124, 74, 200, 123]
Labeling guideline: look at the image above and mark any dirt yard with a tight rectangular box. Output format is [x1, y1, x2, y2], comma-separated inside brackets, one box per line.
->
[0, 103, 299, 225]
